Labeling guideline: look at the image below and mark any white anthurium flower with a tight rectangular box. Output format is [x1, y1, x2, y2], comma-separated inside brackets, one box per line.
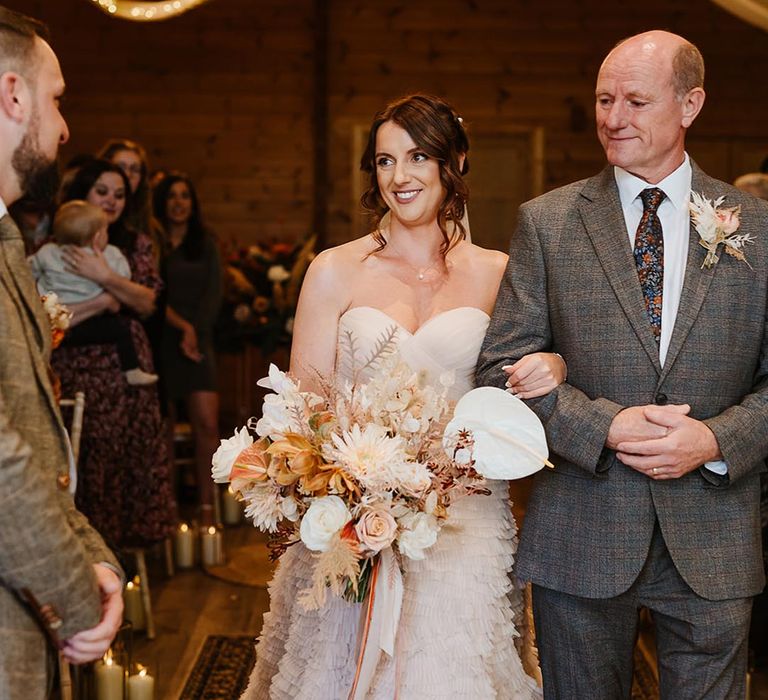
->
[267, 264, 291, 282]
[211, 426, 253, 483]
[300, 495, 351, 552]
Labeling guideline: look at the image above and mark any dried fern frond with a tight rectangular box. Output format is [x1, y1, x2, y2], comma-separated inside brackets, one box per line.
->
[297, 534, 361, 610]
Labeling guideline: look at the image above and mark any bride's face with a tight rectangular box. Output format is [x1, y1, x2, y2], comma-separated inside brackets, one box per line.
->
[375, 121, 444, 228]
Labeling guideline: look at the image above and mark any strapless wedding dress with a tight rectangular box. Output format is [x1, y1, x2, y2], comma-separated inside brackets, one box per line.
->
[243, 306, 542, 699]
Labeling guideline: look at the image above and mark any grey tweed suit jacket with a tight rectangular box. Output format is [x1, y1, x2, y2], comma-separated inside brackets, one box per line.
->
[0, 215, 121, 699]
[477, 163, 767, 602]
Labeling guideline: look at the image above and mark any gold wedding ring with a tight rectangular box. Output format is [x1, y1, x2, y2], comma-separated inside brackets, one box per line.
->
[652, 467, 658, 475]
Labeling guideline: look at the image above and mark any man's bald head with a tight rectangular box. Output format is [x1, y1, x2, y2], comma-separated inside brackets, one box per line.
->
[608, 30, 704, 101]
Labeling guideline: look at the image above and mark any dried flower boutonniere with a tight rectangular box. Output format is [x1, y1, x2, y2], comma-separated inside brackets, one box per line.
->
[41, 292, 72, 350]
[689, 192, 754, 269]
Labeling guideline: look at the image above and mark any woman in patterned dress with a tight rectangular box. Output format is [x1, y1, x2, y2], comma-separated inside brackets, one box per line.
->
[52, 159, 176, 549]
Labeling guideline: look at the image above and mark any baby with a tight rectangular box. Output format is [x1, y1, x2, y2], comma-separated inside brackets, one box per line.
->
[28, 200, 158, 386]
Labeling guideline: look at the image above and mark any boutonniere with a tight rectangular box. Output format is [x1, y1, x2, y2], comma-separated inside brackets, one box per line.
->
[689, 192, 754, 269]
[41, 293, 71, 350]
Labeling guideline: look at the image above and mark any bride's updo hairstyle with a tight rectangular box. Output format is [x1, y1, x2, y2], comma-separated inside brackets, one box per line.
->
[360, 93, 470, 255]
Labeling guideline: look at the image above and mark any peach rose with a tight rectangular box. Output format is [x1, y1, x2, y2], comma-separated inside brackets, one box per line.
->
[715, 207, 740, 235]
[354, 506, 397, 553]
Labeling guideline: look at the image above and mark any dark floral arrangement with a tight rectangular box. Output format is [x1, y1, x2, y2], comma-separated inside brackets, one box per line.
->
[215, 235, 316, 353]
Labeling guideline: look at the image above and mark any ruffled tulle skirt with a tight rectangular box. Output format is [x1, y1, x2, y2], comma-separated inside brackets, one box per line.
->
[243, 481, 542, 699]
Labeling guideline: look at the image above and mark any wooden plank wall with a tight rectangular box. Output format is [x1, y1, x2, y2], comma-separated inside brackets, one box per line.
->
[6, 0, 768, 248]
[8, 0, 315, 245]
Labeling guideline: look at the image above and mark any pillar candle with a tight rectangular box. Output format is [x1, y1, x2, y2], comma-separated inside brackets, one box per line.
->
[174, 522, 194, 568]
[222, 486, 243, 525]
[201, 525, 224, 566]
[123, 578, 146, 631]
[127, 667, 154, 700]
[95, 652, 124, 700]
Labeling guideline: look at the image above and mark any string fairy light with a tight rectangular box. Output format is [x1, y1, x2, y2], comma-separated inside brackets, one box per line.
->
[89, 0, 211, 22]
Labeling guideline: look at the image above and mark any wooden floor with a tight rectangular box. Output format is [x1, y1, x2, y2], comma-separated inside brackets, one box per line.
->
[131, 499, 768, 699]
[133, 525, 272, 699]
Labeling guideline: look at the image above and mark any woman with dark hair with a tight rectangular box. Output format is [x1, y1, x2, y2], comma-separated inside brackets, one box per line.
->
[99, 138, 168, 404]
[153, 173, 222, 521]
[98, 138, 163, 256]
[244, 94, 562, 699]
[52, 158, 176, 548]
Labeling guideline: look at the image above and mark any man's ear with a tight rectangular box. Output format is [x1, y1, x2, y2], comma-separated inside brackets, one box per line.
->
[681, 87, 705, 129]
[0, 72, 29, 123]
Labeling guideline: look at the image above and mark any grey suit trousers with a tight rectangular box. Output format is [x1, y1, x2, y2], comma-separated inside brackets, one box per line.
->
[533, 524, 751, 700]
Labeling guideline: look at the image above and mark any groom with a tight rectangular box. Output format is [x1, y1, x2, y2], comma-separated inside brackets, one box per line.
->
[477, 30, 768, 699]
[0, 6, 123, 697]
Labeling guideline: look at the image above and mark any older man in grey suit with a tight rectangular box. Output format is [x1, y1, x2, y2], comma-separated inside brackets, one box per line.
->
[477, 30, 767, 699]
[0, 6, 123, 698]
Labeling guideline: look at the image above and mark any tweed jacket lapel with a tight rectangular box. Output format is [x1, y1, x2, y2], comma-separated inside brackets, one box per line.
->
[658, 164, 719, 380]
[577, 167, 663, 373]
[0, 215, 63, 427]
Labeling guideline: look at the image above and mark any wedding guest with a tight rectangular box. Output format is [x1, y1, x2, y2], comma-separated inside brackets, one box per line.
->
[153, 173, 222, 522]
[55, 159, 176, 548]
[0, 6, 123, 693]
[734, 172, 768, 201]
[29, 200, 158, 386]
[99, 138, 164, 260]
[478, 31, 767, 699]
[99, 138, 168, 402]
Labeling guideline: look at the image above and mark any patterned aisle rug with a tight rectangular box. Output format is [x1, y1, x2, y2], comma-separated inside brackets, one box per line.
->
[180, 635, 256, 699]
[179, 635, 658, 699]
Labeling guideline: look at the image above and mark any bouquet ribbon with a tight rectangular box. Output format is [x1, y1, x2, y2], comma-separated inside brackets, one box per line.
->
[348, 547, 403, 700]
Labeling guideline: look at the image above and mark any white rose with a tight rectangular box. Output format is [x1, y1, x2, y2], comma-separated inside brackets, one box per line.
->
[397, 513, 438, 560]
[300, 495, 351, 552]
[267, 264, 291, 282]
[211, 426, 253, 483]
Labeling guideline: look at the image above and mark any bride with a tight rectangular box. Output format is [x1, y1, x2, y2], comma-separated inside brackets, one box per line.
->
[244, 93, 566, 699]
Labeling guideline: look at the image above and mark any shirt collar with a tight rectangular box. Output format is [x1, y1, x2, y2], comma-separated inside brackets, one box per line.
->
[0, 195, 7, 220]
[614, 153, 691, 212]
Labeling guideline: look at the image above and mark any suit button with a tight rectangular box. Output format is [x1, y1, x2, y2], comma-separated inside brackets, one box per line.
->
[655, 393, 668, 405]
[57, 474, 71, 491]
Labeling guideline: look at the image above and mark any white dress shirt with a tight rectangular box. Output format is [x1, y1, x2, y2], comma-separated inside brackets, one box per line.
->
[613, 154, 727, 475]
[0, 196, 7, 220]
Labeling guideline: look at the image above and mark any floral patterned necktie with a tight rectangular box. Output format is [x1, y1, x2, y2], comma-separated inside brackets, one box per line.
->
[634, 187, 666, 344]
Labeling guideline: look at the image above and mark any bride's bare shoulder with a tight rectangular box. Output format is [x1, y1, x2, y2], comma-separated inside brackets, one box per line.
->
[303, 235, 377, 289]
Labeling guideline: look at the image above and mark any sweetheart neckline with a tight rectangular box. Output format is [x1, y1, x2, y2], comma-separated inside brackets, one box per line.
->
[339, 305, 490, 336]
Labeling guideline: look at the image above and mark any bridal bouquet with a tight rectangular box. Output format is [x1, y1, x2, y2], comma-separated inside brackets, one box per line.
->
[212, 329, 551, 612]
[211, 329, 498, 609]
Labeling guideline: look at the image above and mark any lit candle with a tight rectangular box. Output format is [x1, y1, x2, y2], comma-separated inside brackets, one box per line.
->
[174, 522, 194, 568]
[95, 650, 124, 700]
[123, 577, 146, 631]
[201, 525, 224, 566]
[222, 486, 243, 525]
[127, 666, 154, 700]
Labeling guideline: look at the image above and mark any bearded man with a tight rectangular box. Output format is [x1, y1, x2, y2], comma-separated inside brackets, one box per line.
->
[0, 6, 123, 698]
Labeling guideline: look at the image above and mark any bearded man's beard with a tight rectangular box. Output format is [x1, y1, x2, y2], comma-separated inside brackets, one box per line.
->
[11, 114, 61, 204]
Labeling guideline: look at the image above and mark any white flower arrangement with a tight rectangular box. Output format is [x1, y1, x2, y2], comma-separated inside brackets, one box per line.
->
[211, 330, 549, 609]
